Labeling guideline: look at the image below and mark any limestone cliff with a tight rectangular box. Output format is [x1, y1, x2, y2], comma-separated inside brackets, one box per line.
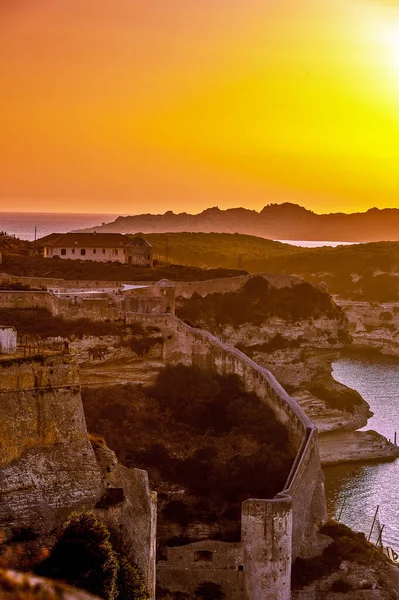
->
[0, 354, 101, 536]
[338, 298, 399, 357]
[175, 277, 398, 464]
[0, 353, 156, 597]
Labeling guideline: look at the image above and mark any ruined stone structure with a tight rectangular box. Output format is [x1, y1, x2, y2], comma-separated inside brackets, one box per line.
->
[0, 351, 156, 598]
[0, 279, 176, 321]
[126, 314, 327, 600]
[0, 272, 330, 598]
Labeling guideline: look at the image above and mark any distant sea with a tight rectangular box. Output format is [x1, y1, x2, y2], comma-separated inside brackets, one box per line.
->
[0, 211, 358, 247]
[0, 212, 119, 241]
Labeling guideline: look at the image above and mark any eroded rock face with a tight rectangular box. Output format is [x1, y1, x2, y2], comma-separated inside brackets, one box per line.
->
[210, 316, 397, 464]
[0, 355, 102, 537]
[292, 561, 399, 600]
[338, 299, 399, 357]
[0, 354, 156, 597]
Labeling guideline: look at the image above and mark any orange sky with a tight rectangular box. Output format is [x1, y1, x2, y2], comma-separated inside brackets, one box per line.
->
[1, 0, 399, 214]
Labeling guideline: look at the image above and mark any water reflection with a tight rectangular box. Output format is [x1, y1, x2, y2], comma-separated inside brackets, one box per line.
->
[324, 357, 399, 548]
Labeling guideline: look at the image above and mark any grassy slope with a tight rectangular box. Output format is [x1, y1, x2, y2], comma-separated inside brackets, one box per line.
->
[133, 234, 399, 300]
[5, 232, 399, 299]
[1, 253, 247, 282]
[129, 232, 301, 269]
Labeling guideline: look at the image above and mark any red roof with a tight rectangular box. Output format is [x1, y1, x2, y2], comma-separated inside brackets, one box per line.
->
[38, 232, 132, 248]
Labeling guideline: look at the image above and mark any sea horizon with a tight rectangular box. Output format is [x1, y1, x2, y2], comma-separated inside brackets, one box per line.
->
[0, 211, 359, 247]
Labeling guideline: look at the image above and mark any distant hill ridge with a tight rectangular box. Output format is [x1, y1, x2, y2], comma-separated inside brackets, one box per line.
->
[78, 203, 399, 242]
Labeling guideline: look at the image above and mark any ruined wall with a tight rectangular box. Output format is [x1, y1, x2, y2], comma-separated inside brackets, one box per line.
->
[158, 541, 244, 600]
[127, 313, 327, 599]
[0, 291, 56, 312]
[0, 288, 173, 321]
[174, 272, 300, 298]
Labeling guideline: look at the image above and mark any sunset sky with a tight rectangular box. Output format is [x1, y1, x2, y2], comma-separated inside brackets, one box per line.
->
[1, 0, 399, 215]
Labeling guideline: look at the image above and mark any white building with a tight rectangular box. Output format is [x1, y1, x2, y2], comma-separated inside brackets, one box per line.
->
[39, 233, 153, 266]
[0, 326, 17, 354]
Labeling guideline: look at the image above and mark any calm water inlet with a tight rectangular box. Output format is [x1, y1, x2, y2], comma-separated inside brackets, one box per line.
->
[324, 357, 399, 549]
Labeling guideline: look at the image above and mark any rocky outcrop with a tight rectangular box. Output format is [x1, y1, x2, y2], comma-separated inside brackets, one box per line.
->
[0, 353, 156, 597]
[0, 569, 102, 600]
[337, 299, 399, 357]
[183, 302, 397, 465]
[292, 561, 399, 600]
[319, 430, 399, 465]
[0, 354, 101, 536]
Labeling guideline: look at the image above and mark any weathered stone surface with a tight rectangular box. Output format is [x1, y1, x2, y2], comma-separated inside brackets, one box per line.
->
[94, 445, 157, 600]
[337, 299, 399, 357]
[319, 430, 399, 465]
[0, 356, 101, 536]
[0, 354, 156, 598]
[292, 561, 399, 599]
[0, 569, 101, 599]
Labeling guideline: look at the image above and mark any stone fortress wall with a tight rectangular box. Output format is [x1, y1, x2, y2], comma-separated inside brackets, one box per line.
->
[0, 273, 327, 599]
[127, 313, 327, 600]
[0, 271, 302, 324]
[0, 353, 157, 598]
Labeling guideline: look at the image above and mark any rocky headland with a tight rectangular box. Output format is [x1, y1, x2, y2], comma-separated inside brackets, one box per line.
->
[175, 276, 399, 466]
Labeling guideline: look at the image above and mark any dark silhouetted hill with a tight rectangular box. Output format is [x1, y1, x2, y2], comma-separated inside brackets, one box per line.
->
[78, 203, 399, 242]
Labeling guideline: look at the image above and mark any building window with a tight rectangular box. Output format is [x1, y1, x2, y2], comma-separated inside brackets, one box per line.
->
[194, 551, 213, 563]
[113, 249, 118, 256]
[61, 248, 66, 256]
[81, 248, 86, 256]
[72, 248, 75, 254]
[148, 254, 151, 260]
[93, 248, 97, 254]
[102, 249, 106, 254]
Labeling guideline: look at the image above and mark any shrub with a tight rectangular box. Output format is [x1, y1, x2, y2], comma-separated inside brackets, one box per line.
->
[36, 511, 119, 600]
[176, 279, 340, 329]
[151, 363, 220, 426]
[117, 557, 150, 600]
[292, 520, 384, 589]
[130, 336, 163, 358]
[0, 308, 127, 339]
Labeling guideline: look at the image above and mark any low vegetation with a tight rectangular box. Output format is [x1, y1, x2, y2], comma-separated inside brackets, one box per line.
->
[0, 279, 45, 291]
[82, 364, 294, 546]
[134, 232, 299, 269]
[0, 308, 127, 338]
[176, 277, 340, 329]
[1, 253, 245, 282]
[36, 511, 149, 600]
[292, 520, 387, 589]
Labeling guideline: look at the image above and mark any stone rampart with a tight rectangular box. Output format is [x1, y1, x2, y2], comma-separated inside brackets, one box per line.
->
[0, 289, 172, 321]
[174, 272, 300, 298]
[127, 313, 326, 599]
[0, 291, 56, 312]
